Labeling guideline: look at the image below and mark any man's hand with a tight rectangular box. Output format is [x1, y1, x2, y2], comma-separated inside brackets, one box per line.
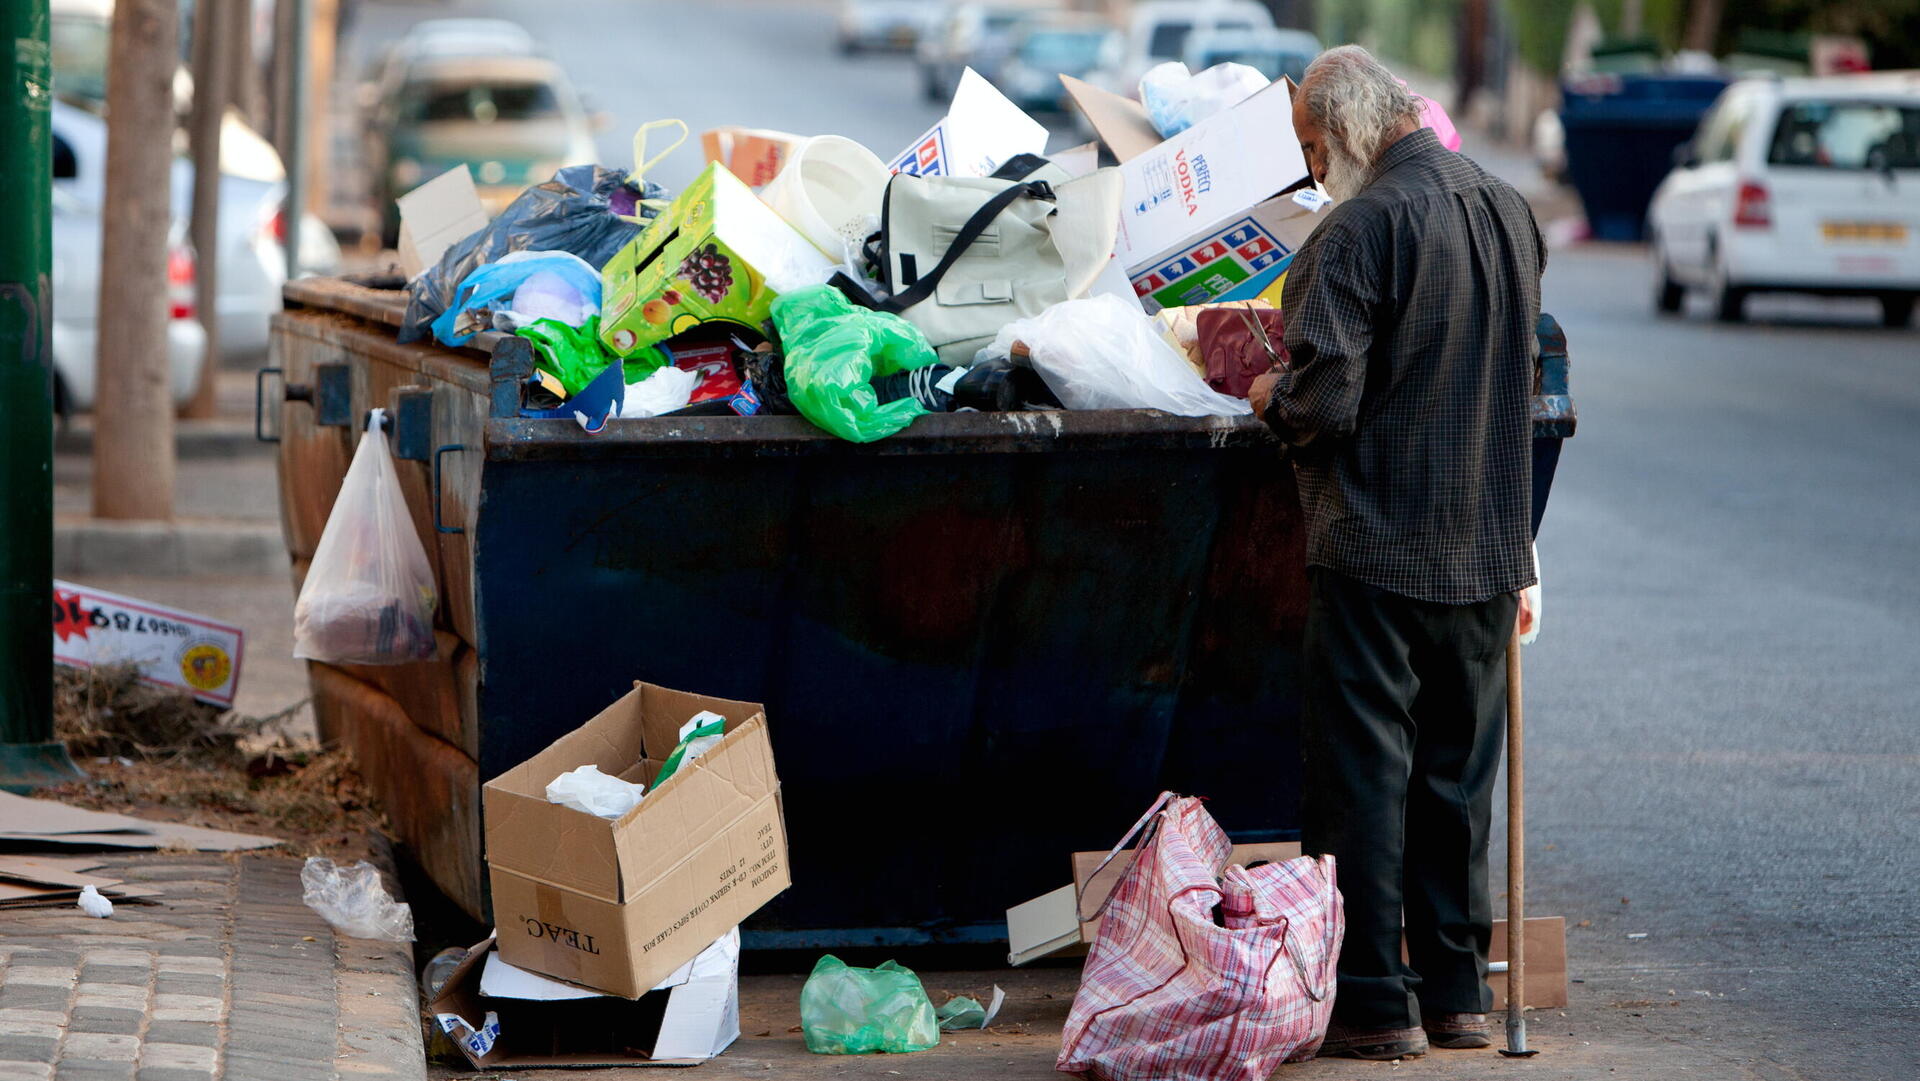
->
[1246, 370, 1283, 421]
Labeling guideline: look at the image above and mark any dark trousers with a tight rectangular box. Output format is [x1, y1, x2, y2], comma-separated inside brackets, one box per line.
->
[1300, 567, 1516, 1031]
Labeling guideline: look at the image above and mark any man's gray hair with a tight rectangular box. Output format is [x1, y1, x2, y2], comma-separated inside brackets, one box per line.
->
[1299, 45, 1424, 169]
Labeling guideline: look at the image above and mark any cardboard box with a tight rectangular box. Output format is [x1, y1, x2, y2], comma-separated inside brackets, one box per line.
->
[599, 163, 832, 359]
[1064, 73, 1328, 313]
[1006, 841, 1302, 966]
[888, 67, 1049, 178]
[1489, 917, 1569, 1010]
[395, 165, 487, 278]
[483, 682, 790, 999]
[1126, 191, 1326, 311]
[432, 930, 741, 1067]
[699, 127, 805, 189]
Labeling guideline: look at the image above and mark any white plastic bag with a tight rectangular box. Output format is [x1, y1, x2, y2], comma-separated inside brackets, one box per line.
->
[618, 363, 699, 420]
[545, 764, 646, 819]
[1140, 61, 1271, 138]
[77, 885, 113, 918]
[990, 296, 1253, 417]
[301, 857, 415, 941]
[293, 410, 437, 663]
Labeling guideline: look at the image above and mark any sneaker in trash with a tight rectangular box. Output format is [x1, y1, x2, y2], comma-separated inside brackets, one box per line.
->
[1316, 1022, 1429, 1060]
[1423, 1012, 1493, 1049]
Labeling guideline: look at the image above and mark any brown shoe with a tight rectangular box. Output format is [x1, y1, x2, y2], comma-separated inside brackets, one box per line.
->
[1316, 1021, 1429, 1060]
[1423, 1012, 1493, 1049]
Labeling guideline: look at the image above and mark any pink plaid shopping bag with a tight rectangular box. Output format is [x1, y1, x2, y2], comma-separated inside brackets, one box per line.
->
[1057, 793, 1342, 1081]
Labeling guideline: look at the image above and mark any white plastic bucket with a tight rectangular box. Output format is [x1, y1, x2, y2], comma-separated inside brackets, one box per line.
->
[759, 135, 890, 261]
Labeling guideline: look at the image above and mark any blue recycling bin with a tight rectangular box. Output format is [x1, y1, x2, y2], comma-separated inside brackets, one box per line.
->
[1560, 73, 1731, 242]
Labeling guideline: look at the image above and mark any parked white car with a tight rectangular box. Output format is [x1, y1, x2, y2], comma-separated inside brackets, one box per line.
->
[1096, 0, 1275, 97]
[1648, 74, 1920, 326]
[50, 183, 205, 414]
[49, 0, 343, 360]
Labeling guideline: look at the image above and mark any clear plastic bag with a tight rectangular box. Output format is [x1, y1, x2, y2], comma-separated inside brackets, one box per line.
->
[293, 410, 438, 663]
[1139, 62, 1271, 138]
[300, 857, 416, 942]
[545, 764, 645, 819]
[989, 296, 1253, 417]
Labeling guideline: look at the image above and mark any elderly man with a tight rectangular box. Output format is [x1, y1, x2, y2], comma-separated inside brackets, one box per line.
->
[1247, 46, 1544, 1060]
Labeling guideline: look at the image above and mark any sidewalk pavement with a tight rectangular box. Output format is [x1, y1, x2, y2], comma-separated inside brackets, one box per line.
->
[0, 853, 421, 1081]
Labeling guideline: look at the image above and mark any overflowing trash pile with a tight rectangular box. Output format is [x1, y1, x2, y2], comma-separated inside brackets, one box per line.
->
[389, 63, 1366, 443]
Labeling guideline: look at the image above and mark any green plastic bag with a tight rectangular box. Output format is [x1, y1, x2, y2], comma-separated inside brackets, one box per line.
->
[517, 316, 667, 397]
[799, 955, 939, 1055]
[770, 285, 939, 443]
[651, 715, 725, 788]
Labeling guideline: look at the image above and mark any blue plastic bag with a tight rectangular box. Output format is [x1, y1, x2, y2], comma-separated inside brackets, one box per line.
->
[431, 251, 602, 347]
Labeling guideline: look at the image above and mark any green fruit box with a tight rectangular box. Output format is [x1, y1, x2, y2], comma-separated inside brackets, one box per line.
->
[600, 163, 833, 358]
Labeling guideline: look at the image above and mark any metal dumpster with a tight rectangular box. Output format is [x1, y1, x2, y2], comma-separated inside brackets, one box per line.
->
[266, 278, 1311, 947]
[1560, 72, 1731, 242]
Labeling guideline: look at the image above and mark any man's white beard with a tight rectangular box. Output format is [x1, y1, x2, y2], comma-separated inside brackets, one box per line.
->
[1321, 139, 1373, 202]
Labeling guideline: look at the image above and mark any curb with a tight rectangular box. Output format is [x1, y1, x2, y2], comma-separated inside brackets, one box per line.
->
[54, 419, 272, 461]
[53, 516, 290, 578]
[333, 838, 427, 1081]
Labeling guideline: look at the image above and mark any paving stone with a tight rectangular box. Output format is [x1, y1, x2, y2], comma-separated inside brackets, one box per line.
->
[64, 1008, 141, 1037]
[59, 1035, 138, 1063]
[134, 1070, 213, 1081]
[0, 1036, 59, 1062]
[73, 968, 147, 989]
[0, 988, 68, 1012]
[147, 978, 219, 1000]
[51, 1060, 134, 1081]
[138, 1023, 215, 1049]
[76, 953, 148, 970]
[0, 1061, 53, 1081]
[0, 1020, 63, 1041]
[0, 1010, 67, 1028]
[1, 968, 77, 988]
[133, 1046, 214, 1073]
[148, 960, 220, 979]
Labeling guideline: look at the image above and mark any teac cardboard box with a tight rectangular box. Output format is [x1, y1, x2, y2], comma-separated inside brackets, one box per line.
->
[484, 682, 790, 999]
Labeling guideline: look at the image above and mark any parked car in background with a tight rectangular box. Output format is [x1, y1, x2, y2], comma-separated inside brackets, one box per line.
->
[1182, 27, 1319, 84]
[50, 142, 204, 413]
[837, 0, 943, 53]
[995, 15, 1123, 114]
[1649, 74, 1920, 326]
[49, 102, 337, 373]
[365, 33, 602, 246]
[1097, 0, 1274, 94]
[916, 2, 1051, 102]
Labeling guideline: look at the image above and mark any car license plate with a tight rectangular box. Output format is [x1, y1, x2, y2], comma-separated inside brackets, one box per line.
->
[1821, 221, 1907, 244]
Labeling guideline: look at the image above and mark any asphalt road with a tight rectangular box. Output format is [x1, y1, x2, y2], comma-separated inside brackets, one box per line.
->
[318, 4, 1918, 1075]
[1523, 249, 1919, 1078]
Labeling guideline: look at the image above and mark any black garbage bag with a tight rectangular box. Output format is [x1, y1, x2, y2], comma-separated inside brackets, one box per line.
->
[397, 164, 665, 344]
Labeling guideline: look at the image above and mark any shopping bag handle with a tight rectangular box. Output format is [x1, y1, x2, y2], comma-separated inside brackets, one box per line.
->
[619, 119, 688, 221]
[1278, 857, 1340, 1003]
[1075, 791, 1176, 924]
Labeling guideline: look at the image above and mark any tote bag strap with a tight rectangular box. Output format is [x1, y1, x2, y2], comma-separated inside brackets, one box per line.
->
[1074, 791, 1177, 924]
[878, 179, 1055, 314]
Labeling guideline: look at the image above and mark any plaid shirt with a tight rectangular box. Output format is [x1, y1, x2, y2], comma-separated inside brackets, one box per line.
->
[1266, 128, 1543, 604]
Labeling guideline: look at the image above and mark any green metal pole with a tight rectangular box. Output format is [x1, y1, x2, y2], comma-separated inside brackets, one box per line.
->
[0, 0, 83, 790]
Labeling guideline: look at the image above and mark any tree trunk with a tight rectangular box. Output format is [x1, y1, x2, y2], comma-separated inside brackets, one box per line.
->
[183, 0, 229, 419]
[93, 0, 177, 520]
[1684, 0, 1725, 54]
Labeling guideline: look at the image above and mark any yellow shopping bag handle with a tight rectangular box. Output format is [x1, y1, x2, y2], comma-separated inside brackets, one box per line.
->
[620, 118, 688, 221]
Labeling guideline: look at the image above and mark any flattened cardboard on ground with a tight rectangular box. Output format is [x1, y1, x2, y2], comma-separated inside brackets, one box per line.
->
[433, 931, 741, 1068]
[1007, 841, 1302, 965]
[0, 791, 279, 851]
[484, 682, 790, 999]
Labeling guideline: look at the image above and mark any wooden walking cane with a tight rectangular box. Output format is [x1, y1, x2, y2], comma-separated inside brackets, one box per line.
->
[1499, 633, 1538, 1057]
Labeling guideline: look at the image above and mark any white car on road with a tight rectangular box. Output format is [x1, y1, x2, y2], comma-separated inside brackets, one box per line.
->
[1649, 74, 1920, 326]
